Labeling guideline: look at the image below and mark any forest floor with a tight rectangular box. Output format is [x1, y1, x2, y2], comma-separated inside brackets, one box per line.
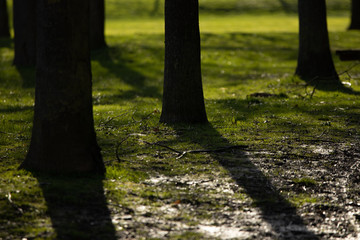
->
[1, 4, 360, 239]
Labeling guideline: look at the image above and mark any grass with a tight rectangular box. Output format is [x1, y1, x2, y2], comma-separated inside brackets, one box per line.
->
[104, 0, 351, 18]
[1, 1, 360, 239]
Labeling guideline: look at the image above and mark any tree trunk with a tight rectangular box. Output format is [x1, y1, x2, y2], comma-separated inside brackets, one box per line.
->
[0, 0, 10, 38]
[349, 0, 360, 30]
[13, 0, 36, 66]
[296, 0, 339, 84]
[160, 0, 208, 124]
[21, 0, 104, 174]
[90, 0, 107, 50]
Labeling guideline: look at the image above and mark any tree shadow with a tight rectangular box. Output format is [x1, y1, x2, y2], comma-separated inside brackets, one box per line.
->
[0, 37, 12, 48]
[0, 105, 33, 113]
[299, 76, 360, 96]
[150, 0, 161, 16]
[278, 0, 297, 13]
[172, 123, 319, 239]
[15, 66, 36, 88]
[91, 46, 162, 100]
[33, 173, 117, 240]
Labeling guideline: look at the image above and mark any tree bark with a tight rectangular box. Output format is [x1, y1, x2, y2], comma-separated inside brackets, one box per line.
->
[90, 0, 107, 50]
[296, 0, 339, 84]
[21, 0, 104, 174]
[13, 0, 37, 66]
[160, 0, 208, 124]
[0, 0, 10, 38]
[349, 0, 360, 30]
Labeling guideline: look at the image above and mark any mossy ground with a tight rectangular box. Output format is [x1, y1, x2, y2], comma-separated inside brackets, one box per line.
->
[1, 1, 360, 239]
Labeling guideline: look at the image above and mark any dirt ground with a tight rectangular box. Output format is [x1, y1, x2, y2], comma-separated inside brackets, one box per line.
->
[105, 138, 360, 239]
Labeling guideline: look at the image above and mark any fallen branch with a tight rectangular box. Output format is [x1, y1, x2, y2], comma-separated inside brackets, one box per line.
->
[138, 140, 182, 154]
[101, 112, 129, 126]
[115, 136, 131, 163]
[176, 145, 249, 159]
[139, 140, 248, 159]
[109, 135, 249, 164]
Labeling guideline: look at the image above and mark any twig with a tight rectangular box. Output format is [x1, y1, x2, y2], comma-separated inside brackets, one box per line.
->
[350, 160, 360, 170]
[304, 76, 319, 99]
[316, 130, 328, 138]
[176, 145, 249, 159]
[101, 112, 129, 126]
[138, 140, 182, 154]
[139, 140, 248, 159]
[339, 61, 360, 76]
[119, 111, 155, 127]
[184, 145, 248, 154]
[6, 192, 23, 214]
[115, 136, 131, 163]
[309, 85, 317, 99]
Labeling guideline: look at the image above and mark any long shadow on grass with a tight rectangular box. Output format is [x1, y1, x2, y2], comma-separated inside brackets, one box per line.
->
[302, 79, 360, 96]
[0, 106, 33, 113]
[278, 0, 297, 13]
[16, 66, 36, 88]
[34, 173, 117, 240]
[0, 37, 12, 48]
[173, 124, 318, 239]
[91, 47, 161, 101]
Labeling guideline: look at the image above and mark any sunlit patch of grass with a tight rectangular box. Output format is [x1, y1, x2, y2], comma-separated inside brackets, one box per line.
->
[293, 177, 317, 187]
[106, 164, 149, 182]
[290, 194, 319, 207]
[105, 0, 350, 19]
[106, 14, 350, 36]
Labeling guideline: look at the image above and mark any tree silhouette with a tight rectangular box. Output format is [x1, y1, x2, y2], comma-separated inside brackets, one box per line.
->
[296, 0, 340, 85]
[160, 0, 208, 124]
[21, 0, 104, 173]
[13, 0, 36, 66]
[0, 0, 10, 38]
[90, 0, 107, 50]
[349, 0, 360, 30]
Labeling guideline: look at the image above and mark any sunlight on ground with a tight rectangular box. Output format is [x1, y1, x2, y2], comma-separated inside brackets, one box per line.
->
[106, 14, 350, 36]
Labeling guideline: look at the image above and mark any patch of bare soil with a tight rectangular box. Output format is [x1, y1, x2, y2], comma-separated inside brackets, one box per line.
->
[108, 140, 360, 239]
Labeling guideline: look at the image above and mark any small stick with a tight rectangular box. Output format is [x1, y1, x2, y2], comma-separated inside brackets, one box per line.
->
[115, 136, 131, 162]
[138, 140, 182, 154]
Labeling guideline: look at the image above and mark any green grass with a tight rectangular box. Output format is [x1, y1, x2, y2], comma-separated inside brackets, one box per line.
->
[1, 3, 360, 239]
[104, 0, 351, 18]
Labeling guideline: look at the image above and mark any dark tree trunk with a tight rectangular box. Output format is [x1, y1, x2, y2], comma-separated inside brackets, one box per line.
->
[90, 0, 107, 50]
[0, 0, 10, 37]
[349, 0, 360, 30]
[13, 0, 36, 66]
[21, 0, 104, 174]
[160, 0, 208, 124]
[296, 0, 339, 84]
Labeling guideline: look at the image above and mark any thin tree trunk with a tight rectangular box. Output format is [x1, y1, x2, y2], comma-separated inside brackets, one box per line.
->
[21, 0, 104, 174]
[160, 0, 207, 124]
[296, 0, 339, 84]
[13, 0, 36, 66]
[0, 0, 10, 37]
[90, 0, 107, 50]
[349, 0, 360, 30]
